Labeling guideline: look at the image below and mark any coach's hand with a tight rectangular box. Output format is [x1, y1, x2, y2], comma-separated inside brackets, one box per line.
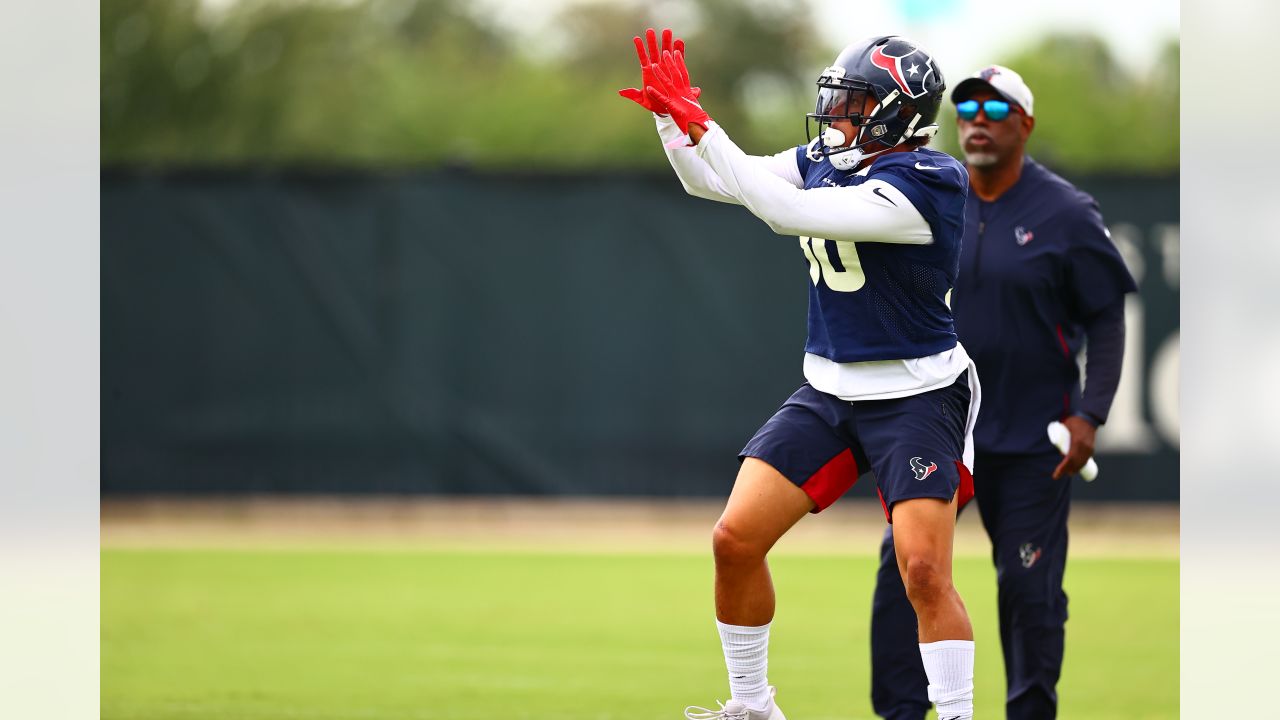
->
[644, 50, 711, 134]
[1052, 415, 1097, 480]
[618, 27, 700, 113]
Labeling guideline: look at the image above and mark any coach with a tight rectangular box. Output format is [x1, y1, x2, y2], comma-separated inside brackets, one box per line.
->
[867, 66, 1138, 720]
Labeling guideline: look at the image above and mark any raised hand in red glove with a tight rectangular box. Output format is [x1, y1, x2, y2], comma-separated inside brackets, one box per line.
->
[644, 50, 712, 133]
[618, 27, 700, 113]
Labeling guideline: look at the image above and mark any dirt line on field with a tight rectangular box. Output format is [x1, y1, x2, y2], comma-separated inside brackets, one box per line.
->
[101, 496, 1178, 559]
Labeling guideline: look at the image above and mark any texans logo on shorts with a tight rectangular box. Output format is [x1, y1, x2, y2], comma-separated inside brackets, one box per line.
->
[910, 456, 938, 481]
[870, 42, 935, 99]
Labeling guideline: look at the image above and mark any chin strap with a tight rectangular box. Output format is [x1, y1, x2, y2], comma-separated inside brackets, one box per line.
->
[897, 113, 940, 146]
[811, 112, 940, 170]
[912, 124, 940, 140]
[804, 136, 825, 163]
[827, 145, 874, 170]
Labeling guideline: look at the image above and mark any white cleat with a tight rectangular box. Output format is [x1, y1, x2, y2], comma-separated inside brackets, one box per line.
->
[684, 686, 786, 720]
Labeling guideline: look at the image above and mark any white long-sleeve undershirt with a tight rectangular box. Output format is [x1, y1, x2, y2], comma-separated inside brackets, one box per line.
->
[656, 115, 804, 203]
[690, 122, 934, 245]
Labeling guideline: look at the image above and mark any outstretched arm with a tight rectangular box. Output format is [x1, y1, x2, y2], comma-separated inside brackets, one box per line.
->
[656, 115, 803, 203]
[643, 50, 928, 242]
[692, 124, 932, 244]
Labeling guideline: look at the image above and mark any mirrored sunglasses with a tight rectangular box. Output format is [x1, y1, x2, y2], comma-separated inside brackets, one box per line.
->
[956, 99, 1013, 121]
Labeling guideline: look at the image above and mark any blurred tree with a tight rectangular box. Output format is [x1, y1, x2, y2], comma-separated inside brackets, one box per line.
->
[101, 2, 1177, 173]
[988, 33, 1179, 173]
[103, 0, 518, 165]
[102, 0, 227, 159]
[551, 0, 821, 164]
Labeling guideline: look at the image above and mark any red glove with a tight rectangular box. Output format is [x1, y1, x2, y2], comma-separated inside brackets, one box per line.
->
[618, 27, 700, 113]
[645, 50, 712, 132]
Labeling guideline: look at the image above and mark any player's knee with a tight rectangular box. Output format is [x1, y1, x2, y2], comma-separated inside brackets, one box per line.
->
[901, 553, 950, 605]
[711, 520, 766, 566]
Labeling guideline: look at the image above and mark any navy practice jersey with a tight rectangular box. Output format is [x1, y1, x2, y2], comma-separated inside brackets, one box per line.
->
[792, 146, 969, 362]
[952, 157, 1137, 454]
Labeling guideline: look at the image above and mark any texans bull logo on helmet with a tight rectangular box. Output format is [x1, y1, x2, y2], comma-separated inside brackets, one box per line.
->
[869, 41, 935, 99]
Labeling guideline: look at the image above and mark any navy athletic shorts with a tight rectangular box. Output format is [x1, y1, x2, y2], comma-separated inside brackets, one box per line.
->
[739, 372, 974, 522]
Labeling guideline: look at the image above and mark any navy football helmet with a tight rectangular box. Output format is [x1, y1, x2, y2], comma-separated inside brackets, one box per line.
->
[805, 36, 946, 170]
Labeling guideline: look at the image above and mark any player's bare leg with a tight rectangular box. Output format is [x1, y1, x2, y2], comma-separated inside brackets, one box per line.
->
[891, 496, 974, 719]
[713, 457, 814, 625]
[891, 496, 971, 640]
[687, 457, 812, 719]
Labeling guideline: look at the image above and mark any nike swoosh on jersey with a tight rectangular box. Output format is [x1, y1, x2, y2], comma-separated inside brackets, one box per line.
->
[872, 186, 897, 206]
[914, 161, 943, 171]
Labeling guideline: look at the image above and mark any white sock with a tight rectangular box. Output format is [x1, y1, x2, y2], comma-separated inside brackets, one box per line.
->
[716, 620, 772, 711]
[919, 639, 974, 719]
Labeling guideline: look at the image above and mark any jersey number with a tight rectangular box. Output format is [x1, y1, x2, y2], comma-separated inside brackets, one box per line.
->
[799, 236, 866, 292]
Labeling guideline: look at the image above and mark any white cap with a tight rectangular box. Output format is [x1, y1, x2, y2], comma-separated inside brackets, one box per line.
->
[951, 65, 1034, 117]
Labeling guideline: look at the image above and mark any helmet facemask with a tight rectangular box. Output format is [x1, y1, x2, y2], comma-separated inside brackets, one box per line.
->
[805, 65, 938, 171]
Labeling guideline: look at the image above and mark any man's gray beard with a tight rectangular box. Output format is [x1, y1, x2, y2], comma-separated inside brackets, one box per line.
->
[963, 150, 1000, 168]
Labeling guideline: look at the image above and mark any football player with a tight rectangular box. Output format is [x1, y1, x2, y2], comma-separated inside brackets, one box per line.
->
[620, 30, 979, 720]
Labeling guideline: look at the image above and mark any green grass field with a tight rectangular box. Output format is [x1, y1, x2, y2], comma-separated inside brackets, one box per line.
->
[102, 549, 1177, 720]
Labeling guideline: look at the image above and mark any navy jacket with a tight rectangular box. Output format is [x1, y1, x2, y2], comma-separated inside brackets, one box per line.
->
[953, 157, 1137, 454]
